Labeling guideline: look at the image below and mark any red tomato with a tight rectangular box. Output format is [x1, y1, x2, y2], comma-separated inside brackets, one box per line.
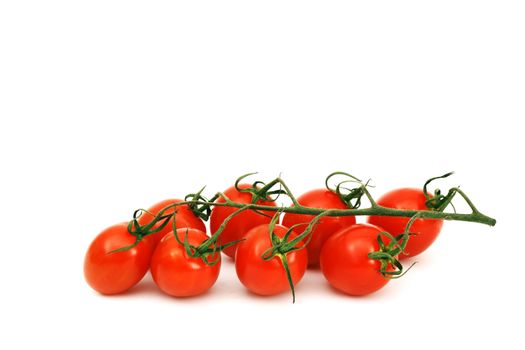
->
[282, 189, 356, 267]
[84, 222, 153, 295]
[368, 188, 443, 258]
[210, 184, 276, 258]
[150, 228, 220, 297]
[235, 224, 308, 296]
[320, 223, 389, 296]
[138, 199, 206, 248]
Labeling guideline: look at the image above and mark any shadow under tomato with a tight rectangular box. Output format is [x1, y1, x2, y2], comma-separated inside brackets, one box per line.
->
[294, 267, 404, 301]
[240, 288, 299, 304]
[123, 279, 161, 297]
[87, 280, 161, 299]
[220, 253, 236, 264]
[323, 283, 394, 300]
[307, 264, 322, 272]
[95, 273, 221, 302]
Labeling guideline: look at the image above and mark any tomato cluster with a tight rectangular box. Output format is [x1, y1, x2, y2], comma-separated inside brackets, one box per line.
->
[84, 184, 444, 299]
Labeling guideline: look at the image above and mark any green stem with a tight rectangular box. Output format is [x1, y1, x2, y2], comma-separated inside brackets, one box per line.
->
[275, 178, 301, 207]
[278, 254, 296, 303]
[161, 200, 496, 226]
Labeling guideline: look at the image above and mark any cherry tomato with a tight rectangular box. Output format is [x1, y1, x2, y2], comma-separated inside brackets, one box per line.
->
[138, 199, 206, 248]
[235, 224, 308, 296]
[210, 184, 276, 258]
[368, 188, 443, 258]
[320, 223, 389, 296]
[84, 222, 153, 295]
[150, 228, 220, 297]
[282, 189, 356, 267]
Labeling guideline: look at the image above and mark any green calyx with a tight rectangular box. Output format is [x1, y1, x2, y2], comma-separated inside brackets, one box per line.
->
[260, 209, 329, 303]
[172, 228, 233, 266]
[423, 172, 486, 218]
[325, 171, 372, 209]
[235, 172, 288, 205]
[109, 208, 173, 253]
[172, 205, 256, 266]
[423, 172, 457, 211]
[185, 186, 219, 221]
[368, 214, 420, 278]
[260, 210, 304, 303]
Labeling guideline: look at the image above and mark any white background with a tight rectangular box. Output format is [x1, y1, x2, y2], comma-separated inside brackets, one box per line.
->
[1, 1, 523, 349]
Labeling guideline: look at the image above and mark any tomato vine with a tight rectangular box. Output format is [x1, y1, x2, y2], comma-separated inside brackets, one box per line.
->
[179, 171, 495, 226]
[117, 171, 496, 301]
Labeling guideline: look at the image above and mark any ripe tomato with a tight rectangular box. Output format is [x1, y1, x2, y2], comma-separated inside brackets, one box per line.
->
[138, 199, 206, 248]
[320, 223, 389, 296]
[84, 222, 153, 295]
[210, 184, 276, 258]
[235, 224, 308, 296]
[368, 188, 443, 258]
[282, 189, 356, 267]
[150, 228, 220, 297]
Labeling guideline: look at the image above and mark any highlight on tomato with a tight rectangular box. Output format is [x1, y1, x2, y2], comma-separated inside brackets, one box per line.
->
[234, 220, 308, 302]
[138, 199, 206, 248]
[150, 228, 221, 297]
[84, 222, 154, 295]
[210, 183, 276, 258]
[282, 189, 356, 267]
[368, 188, 443, 258]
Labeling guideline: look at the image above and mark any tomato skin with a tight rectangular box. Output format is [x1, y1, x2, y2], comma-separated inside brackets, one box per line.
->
[368, 188, 443, 258]
[235, 224, 308, 296]
[150, 228, 220, 297]
[282, 189, 356, 267]
[138, 199, 206, 248]
[210, 184, 276, 258]
[320, 224, 389, 296]
[84, 223, 153, 295]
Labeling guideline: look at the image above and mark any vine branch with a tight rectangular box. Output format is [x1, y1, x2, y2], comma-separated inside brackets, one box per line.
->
[162, 198, 496, 226]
